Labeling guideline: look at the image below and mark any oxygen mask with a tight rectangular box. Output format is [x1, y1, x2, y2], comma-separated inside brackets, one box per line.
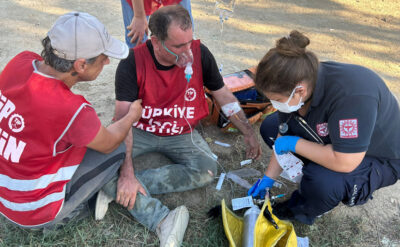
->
[176, 49, 193, 68]
[162, 42, 193, 68]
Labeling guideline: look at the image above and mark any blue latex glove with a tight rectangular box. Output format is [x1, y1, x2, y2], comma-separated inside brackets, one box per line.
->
[274, 136, 301, 155]
[247, 175, 275, 199]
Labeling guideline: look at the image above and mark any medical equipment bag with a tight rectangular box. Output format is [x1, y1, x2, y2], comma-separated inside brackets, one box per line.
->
[204, 67, 275, 132]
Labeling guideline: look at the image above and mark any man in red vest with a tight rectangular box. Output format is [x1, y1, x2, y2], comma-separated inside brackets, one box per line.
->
[96, 5, 262, 247]
[0, 12, 142, 229]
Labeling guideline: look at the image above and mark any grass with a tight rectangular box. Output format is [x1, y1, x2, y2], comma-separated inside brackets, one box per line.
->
[1, 189, 399, 247]
[0, 127, 399, 246]
[295, 214, 365, 247]
[0, 202, 228, 247]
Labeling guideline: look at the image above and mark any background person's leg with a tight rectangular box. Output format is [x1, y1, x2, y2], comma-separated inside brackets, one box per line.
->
[120, 0, 134, 48]
[120, 0, 148, 48]
[179, 0, 194, 31]
[41, 144, 126, 228]
[133, 128, 217, 194]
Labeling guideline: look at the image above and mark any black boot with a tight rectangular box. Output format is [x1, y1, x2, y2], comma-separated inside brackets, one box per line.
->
[272, 200, 295, 221]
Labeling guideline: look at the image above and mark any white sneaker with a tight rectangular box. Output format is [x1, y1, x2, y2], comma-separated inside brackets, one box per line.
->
[156, 205, 189, 247]
[95, 189, 113, 220]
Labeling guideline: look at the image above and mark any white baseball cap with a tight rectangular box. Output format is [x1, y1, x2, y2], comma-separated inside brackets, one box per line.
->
[48, 12, 128, 60]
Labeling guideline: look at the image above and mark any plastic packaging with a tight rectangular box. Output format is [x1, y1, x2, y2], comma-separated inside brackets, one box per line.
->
[228, 168, 262, 178]
[226, 173, 252, 189]
[214, 0, 235, 22]
[242, 205, 261, 247]
[214, 0, 235, 73]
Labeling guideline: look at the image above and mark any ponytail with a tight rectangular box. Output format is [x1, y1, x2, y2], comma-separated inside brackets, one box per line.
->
[255, 30, 319, 95]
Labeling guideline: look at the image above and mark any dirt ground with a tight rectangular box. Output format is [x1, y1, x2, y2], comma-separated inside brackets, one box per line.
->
[1, 0, 400, 246]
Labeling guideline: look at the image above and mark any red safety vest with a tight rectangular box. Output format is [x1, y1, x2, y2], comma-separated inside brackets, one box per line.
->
[133, 40, 209, 136]
[0, 51, 88, 226]
[126, 0, 182, 16]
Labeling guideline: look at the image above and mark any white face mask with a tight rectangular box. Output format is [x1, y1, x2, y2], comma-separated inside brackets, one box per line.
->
[270, 86, 304, 113]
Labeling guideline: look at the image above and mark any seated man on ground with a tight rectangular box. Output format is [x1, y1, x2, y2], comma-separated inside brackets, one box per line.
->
[96, 4, 262, 247]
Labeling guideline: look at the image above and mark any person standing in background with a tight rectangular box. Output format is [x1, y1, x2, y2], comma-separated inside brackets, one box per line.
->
[120, 0, 193, 48]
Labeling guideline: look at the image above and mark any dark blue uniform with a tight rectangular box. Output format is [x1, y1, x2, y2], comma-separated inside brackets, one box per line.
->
[260, 62, 400, 224]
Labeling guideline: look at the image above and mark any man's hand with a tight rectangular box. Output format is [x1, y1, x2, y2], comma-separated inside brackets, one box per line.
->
[244, 132, 262, 160]
[116, 173, 147, 210]
[116, 157, 147, 210]
[274, 135, 301, 155]
[127, 16, 148, 46]
[128, 99, 143, 122]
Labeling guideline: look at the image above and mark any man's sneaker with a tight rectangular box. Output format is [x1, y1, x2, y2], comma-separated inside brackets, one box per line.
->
[156, 205, 189, 247]
[95, 189, 113, 220]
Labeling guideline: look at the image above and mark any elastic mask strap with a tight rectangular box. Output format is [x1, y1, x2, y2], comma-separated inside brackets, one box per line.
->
[162, 42, 178, 63]
[286, 85, 303, 104]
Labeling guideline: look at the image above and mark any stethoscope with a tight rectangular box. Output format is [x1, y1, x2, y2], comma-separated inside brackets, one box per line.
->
[279, 113, 324, 144]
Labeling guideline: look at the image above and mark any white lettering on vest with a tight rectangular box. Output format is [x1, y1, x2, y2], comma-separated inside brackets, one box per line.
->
[3, 136, 26, 163]
[136, 123, 144, 130]
[164, 108, 173, 117]
[0, 131, 6, 154]
[141, 106, 196, 119]
[177, 107, 186, 118]
[137, 106, 197, 135]
[153, 108, 162, 117]
[0, 93, 27, 163]
[0, 129, 26, 163]
[142, 106, 152, 119]
[187, 107, 195, 119]
[0, 99, 15, 123]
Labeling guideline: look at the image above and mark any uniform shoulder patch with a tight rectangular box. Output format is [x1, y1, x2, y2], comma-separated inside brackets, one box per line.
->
[316, 122, 329, 137]
[339, 119, 358, 138]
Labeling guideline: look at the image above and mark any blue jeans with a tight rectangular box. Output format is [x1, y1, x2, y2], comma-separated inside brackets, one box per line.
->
[260, 112, 400, 224]
[102, 128, 217, 231]
[120, 0, 194, 48]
